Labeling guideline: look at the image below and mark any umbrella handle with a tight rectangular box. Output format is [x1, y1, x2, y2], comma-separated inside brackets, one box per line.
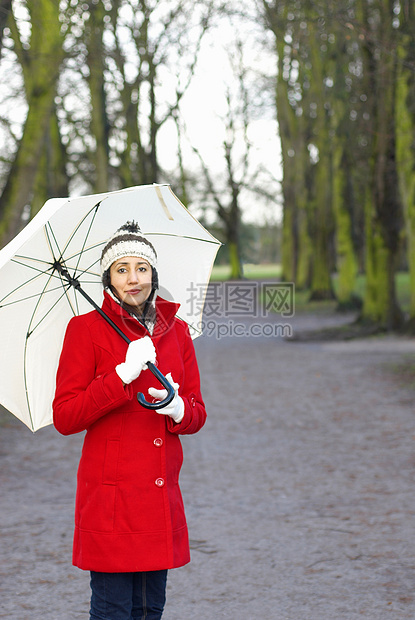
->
[137, 361, 175, 410]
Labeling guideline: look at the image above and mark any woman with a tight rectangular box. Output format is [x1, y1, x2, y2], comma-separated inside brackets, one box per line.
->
[53, 221, 207, 620]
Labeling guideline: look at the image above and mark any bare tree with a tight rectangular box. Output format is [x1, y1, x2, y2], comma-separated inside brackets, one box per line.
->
[189, 32, 278, 279]
[68, 0, 214, 192]
[0, 0, 66, 244]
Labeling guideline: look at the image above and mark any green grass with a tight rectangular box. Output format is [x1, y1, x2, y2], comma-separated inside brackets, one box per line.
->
[211, 263, 282, 281]
[293, 290, 338, 314]
[334, 272, 411, 314]
[294, 272, 412, 314]
[396, 272, 411, 314]
[211, 265, 412, 314]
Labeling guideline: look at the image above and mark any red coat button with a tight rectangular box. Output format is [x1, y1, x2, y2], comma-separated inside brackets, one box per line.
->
[155, 478, 165, 487]
[154, 438, 163, 447]
[190, 396, 196, 407]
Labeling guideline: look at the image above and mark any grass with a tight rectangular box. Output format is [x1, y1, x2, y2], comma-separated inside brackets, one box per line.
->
[289, 272, 412, 314]
[334, 272, 411, 315]
[211, 265, 412, 315]
[211, 263, 282, 281]
[396, 272, 411, 314]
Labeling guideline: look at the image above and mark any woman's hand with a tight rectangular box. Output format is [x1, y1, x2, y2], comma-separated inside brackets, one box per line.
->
[148, 373, 184, 423]
[116, 336, 156, 385]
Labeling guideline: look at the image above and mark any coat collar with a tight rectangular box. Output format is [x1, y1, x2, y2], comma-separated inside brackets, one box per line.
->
[101, 290, 180, 338]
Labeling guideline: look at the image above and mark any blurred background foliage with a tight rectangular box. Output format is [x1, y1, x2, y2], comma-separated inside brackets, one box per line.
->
[0, 0, 415, 330]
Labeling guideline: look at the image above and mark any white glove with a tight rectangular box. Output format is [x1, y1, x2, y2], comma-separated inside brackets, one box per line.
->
[116, 336, 156, 385]
[148, 373, 185, 423]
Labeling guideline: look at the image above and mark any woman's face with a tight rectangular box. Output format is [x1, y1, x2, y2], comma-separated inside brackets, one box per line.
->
[110, 256, 152, 309]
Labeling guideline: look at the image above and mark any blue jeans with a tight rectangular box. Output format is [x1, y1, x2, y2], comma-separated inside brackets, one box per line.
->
[89, 570, 168, 620]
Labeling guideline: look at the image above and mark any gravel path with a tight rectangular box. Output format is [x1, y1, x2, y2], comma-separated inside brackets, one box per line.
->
[1, 309, 415, 619]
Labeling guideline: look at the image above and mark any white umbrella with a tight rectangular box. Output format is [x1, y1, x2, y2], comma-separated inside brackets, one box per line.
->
[0, 184, 220, 431]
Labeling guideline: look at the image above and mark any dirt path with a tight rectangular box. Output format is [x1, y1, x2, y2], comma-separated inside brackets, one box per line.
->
[1, 309, 415, 619]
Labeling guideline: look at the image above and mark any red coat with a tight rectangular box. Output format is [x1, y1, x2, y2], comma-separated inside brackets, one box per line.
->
[53, 292, 206, 572]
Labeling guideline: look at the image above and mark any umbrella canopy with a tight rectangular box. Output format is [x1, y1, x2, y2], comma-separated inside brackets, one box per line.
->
[0, 184, 220, 431]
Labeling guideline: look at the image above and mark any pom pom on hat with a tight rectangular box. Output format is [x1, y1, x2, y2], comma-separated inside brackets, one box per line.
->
[100, 221, 157, 275]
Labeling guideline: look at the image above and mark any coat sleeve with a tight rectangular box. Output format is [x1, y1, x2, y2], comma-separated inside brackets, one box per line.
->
[53, 316, 133, 436]
[166, 323, 207, 436]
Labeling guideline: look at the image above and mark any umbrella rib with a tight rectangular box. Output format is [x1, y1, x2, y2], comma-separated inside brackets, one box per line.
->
[44, 222, 66, 268]
[175, 313, 203, 336]
[73, 203, 101, 275]
[25, 267, 71, 338]
[18, 201, 104, 430]
[73, 288, 83, 315]
[26, 285, 74, 337]
[64, 244, 102, 272]
[0, 258, 100, 305]
[23, 271, 71, 431]
[61, 248, 102, 281]
[52, 269, 79, 319]
[0, 284, 72, 308]
[22, 339, 35, 431]
[14, 250, 100, 271]
[144, 232, 221, 245]
[21, 206, 102, 426]
[73, 256, 101, 280]
[0, 264, 50, 304]
[0, 257, 73, 305]
[44, 200, 102, 269]
[14, 254, 57, 266]
[0, 255, 101, 309]
[10, 257, 64, 280]
[22, 283, 73, 430]
[13, 241, 103, 273]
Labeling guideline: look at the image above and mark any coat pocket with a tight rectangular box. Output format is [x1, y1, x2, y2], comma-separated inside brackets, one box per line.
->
[102, 439, 120, 485]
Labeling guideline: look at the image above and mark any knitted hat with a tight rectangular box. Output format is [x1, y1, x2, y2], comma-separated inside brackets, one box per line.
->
[100, 221, 157, 275]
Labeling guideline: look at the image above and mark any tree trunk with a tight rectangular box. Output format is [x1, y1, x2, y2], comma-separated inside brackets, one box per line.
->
[308, 153, 335, 300]
[306, 11, 335, 301]
[271, 8, 310, 286]
[0, 0, 64, 245]
[359, 0, 403, 328]
[31, 117, 69, 216]
[333, 148, 358, 306]
[397, 2, 415, 321]
[228, 241, 243, 280]
[86, 0, 110, 193]
[362, 189, 401, 326]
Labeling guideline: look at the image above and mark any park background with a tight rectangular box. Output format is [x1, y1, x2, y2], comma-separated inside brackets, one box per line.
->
[1, 1, 415, 332]
[2, 3, 415, 619]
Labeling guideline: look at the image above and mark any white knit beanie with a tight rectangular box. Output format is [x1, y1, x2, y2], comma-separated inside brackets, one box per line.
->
[100, 221, 157, 275]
